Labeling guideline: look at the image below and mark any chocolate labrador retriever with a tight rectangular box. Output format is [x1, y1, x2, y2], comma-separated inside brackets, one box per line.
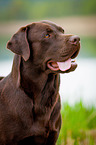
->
[0, 21, 80, 145]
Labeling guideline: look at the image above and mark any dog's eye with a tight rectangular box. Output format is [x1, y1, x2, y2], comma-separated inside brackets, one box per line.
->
[45, 34, 50, 38]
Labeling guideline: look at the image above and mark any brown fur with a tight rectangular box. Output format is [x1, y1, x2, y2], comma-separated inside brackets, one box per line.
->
[0, 21, 80, 145]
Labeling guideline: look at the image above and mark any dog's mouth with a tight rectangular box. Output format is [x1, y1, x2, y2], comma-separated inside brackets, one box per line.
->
[47, 49, 79, 73]
[47, 59, 77, 72]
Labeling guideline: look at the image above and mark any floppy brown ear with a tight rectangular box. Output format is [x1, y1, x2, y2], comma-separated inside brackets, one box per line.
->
[7, 26, 30, 61]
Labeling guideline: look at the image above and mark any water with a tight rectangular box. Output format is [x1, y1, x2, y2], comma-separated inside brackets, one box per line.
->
[0, 58, 96, 106]
[60, 58, 96, 106]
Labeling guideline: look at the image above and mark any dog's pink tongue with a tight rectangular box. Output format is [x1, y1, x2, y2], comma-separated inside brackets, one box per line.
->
[57, 58, 71, 71]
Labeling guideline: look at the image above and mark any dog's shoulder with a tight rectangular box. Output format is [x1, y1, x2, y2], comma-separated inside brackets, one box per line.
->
[0, 75, 12, 97]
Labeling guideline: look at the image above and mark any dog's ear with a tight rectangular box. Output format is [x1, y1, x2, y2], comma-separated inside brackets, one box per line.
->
[7, 26, 30, 61]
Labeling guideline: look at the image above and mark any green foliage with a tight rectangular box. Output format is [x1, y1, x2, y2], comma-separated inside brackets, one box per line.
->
[57, 101, 96, 145]
[0, 0, 96, 21]
[80, 37, 96, 57]
[0, 36, 13, 60]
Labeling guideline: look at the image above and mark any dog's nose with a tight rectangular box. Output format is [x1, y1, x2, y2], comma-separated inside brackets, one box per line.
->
[69, 35, 80, 45]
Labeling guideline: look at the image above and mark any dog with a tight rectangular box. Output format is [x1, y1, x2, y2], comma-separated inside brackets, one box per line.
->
[0, 21, 80, 145]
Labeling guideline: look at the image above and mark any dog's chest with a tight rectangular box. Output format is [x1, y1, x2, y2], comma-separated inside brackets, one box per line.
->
[29, 75, 60, 135]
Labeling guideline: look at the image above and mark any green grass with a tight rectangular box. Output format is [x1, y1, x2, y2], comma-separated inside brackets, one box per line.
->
[57, 101, 96, 145]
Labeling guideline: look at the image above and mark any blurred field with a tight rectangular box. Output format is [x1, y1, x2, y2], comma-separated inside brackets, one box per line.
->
[0, 16, 96, 59]
[0, 0, 96, 144]
[0, 16, 96, 36]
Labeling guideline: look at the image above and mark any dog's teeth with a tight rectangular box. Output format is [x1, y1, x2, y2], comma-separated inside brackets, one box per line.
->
[71, 59, 76, 62]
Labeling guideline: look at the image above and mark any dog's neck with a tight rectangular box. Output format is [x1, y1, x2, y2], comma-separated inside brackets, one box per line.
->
[11, 55, 60, 99]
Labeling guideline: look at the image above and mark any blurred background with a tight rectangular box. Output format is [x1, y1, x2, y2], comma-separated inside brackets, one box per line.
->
[0, 0, 96, 144]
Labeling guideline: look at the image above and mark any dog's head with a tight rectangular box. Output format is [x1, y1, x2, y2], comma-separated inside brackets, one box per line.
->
[7, 21, 80, 73]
